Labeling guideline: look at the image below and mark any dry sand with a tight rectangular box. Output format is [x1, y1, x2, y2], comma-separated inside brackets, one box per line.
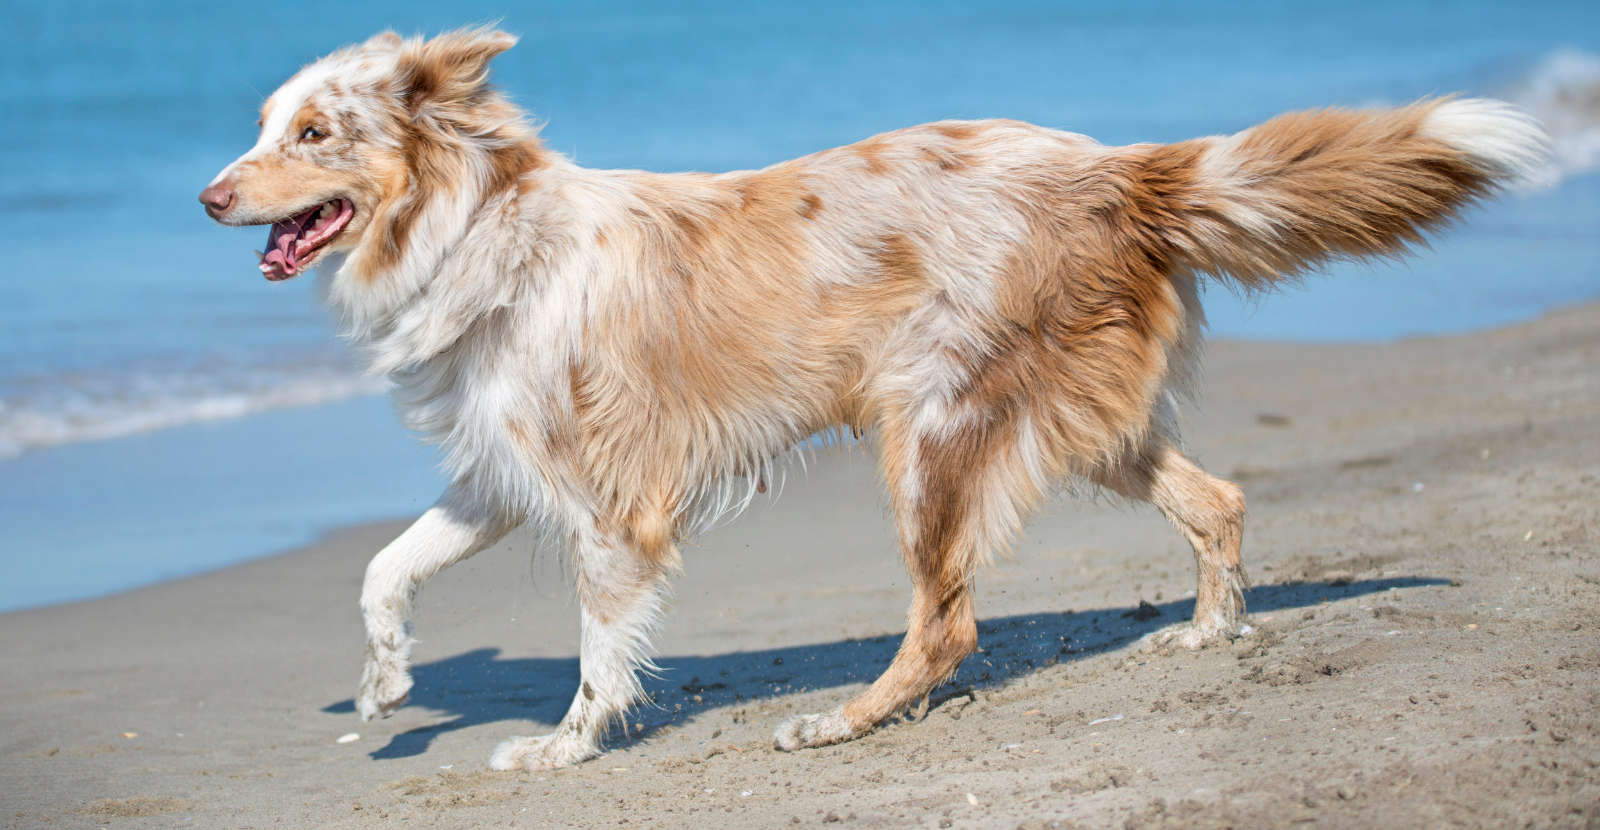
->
[3, 303, 1599, 829]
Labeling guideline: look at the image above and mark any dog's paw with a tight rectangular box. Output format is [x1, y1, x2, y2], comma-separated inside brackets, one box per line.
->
[1138, 618, 1250, 654]
[355, 657, 412, 722]
[773, 707, 859, 751]
[488, 733, 599, 772]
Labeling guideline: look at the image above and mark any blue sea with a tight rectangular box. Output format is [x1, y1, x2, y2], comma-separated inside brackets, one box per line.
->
[2, 0, 1597, 611]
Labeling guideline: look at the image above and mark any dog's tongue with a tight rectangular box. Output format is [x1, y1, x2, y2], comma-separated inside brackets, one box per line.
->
[259, 205, 319, 281]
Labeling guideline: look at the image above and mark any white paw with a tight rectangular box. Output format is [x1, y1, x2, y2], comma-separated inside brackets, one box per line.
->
[488, 732, 600, 771]
[355, 654, 412, 721]
[1138, 618, 1246, 653]
[773, 706, 859, 751]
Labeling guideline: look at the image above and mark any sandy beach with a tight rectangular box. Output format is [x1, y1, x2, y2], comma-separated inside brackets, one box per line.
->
[3, 301, 1598, 829]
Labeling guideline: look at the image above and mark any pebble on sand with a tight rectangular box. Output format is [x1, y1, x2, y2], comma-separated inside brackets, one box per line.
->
[336, 733, 360, 744]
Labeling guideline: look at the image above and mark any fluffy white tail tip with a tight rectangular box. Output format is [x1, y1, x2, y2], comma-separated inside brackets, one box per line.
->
[1422, 98, 1555, 188]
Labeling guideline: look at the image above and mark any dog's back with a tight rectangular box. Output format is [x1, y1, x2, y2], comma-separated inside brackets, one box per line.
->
[557, 101, 1544, 534]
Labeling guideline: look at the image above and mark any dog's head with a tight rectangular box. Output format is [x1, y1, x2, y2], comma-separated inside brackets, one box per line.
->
[199, 28, 537, 283]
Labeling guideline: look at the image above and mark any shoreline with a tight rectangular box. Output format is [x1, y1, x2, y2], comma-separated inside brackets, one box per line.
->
[0, 394, 445, 614]
[2, 300, 1598, 828]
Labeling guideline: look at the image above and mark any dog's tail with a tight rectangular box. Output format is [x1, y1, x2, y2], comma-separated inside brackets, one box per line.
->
[1157, 97, 1549, 289]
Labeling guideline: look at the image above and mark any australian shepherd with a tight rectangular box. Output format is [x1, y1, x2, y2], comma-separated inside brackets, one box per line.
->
[200, 28, 1548, 770]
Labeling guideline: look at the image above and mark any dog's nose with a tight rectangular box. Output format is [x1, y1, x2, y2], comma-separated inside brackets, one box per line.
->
[199, 183, 235, 217]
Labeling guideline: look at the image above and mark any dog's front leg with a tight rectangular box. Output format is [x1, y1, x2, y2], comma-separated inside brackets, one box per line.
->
[490, 524, 669, 771]
[357, 489, 518, 721]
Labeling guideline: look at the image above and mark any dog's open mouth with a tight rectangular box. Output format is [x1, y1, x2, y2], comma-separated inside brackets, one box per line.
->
[257, 198, 354, 281]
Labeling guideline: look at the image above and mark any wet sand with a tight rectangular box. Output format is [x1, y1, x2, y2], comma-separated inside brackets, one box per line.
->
[3, 302, 1598, 829]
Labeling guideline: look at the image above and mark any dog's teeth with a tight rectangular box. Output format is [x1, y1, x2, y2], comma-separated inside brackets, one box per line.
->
[319, 203, 335, 219]
[253, 249, 264, 262]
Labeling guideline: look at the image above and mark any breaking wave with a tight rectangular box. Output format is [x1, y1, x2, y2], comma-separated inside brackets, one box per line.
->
[0, 363, 388, 460]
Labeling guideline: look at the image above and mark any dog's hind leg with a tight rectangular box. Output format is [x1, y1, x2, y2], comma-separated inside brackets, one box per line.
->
[775, 410, 1034, 751]
[357, 489, 518, 721]
[490, 515, 672, 771]
[1094, 440, 1249, 651]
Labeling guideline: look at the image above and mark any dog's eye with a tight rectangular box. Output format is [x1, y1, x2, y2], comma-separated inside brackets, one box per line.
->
[301, 126, 328, 142]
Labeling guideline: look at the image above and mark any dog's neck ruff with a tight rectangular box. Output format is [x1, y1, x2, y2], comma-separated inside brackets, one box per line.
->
[325, 150, 561, 377]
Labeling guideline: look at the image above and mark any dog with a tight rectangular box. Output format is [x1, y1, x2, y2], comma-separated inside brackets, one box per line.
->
[199, 27, 1548, 770]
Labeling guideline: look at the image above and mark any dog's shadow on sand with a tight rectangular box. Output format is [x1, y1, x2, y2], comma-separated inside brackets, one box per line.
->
[324, 577, 1441, 760]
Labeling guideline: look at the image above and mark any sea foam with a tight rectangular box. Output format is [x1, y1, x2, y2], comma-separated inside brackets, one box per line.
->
[1508, 49, 1600, 183]
[0, 365, 388, 459]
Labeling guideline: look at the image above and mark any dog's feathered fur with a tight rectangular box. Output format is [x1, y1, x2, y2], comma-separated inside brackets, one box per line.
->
[200, 28, 1549, 769]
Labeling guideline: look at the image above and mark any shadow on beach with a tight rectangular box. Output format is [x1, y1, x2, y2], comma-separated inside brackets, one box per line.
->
[325, 576, 1443, 760]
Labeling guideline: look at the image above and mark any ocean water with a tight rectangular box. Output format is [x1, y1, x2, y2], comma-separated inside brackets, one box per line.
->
[1, 0, 1597, 611]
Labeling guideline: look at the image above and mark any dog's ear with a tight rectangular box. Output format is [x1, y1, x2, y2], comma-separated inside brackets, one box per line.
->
[398, 27, 517, 114]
